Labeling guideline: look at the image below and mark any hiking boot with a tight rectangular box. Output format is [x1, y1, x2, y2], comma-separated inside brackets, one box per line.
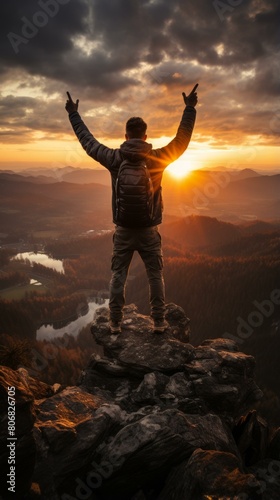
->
[109, 320, 121, 334]
[153, 319, 169, 333]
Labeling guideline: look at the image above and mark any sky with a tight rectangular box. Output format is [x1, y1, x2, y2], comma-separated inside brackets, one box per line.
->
[0, 0, 279, 175]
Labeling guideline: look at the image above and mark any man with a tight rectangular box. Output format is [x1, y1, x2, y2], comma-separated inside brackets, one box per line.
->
[65, 85, 198, 333]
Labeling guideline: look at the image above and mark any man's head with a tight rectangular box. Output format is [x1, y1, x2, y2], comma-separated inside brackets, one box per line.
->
[125, 117, 147, 141]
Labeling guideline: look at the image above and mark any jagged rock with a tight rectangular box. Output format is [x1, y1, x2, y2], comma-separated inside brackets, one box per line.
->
[267, 427, 280, 460]
[184, 345, 262, 422]
[117, 338, 195, 375]
[90, 304, 194, 376]
[0, 366, 36, 500]
[17, 367, 57, 400]
[93, 303, 190, 342]
[33, 387, 125, 498]
[164, 302, 190, 342]
[79, 353, 141, 413]
[159, 448, 262, 500]
[233, 410, 269, 466]
[131, 372, 170, 405]
[0, 304, 271, 499]
[88, 305, 262, 424]
[96, 410, 239, 499]
[201, 338, 240, 352]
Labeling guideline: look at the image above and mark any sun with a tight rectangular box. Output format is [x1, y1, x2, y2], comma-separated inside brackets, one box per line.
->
[166, 158, 195, 179]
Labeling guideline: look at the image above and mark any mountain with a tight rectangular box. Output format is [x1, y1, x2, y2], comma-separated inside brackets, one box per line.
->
[0, 172, 56, 184]
[2, 167, 112, 186]
[0, 177, 111, 209]
[1, 167, 279, 243]
[197, 167, 261, 179]
[239, 219, 280, 234]
[62, 168, 111, 185]
[162, 170, 280, 221]
[231, 168, 261, 180]
[161, 215, 242, 249]
[220, 174, 280, 200]
[17, 165, 77, 178]
[0, 177, 112, 238]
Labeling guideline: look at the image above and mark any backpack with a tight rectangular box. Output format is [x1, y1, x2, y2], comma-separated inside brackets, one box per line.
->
[115, 159, 155, 227]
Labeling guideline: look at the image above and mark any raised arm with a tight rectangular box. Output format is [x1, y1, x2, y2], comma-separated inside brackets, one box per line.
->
[65, 92, 115, 170]
[153, 84, 198, 167]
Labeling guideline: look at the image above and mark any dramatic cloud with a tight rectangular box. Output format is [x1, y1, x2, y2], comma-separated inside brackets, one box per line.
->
[0, 0, 279, 168]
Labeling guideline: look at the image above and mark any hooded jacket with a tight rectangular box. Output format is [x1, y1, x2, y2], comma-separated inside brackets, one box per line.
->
[69, 106, 196, 226]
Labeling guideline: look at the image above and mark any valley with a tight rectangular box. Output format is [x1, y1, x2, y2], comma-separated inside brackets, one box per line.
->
[0, 165, 280, 426]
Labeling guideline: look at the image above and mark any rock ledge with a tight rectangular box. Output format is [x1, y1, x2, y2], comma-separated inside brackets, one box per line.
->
[0, 304, 279, 500]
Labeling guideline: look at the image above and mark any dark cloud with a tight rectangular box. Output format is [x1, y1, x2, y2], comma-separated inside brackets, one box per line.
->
[0, 0, 279, 148]
[1, 0, 87, 64]
[1, 0, 279, 89]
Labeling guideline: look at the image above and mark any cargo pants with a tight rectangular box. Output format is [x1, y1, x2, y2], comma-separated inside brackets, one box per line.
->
[109, 226, 165, 323]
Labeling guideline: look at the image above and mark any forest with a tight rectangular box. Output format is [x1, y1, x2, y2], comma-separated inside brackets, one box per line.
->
[0, 216, 280, 426]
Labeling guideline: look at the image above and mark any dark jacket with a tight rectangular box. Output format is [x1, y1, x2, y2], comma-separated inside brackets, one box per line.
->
[69, 106, 196, 226]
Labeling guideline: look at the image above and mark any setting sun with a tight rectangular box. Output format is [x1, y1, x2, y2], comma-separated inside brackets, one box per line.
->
[166, 158, 195, 179]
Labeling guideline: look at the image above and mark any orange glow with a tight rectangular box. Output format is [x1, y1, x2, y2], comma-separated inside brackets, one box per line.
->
[0, 134, 279, 173]
[166, 158, 195, 179]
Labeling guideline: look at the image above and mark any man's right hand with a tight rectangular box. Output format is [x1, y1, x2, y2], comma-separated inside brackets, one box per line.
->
[65, 91, 79, 114]
[182, 84, 198, 108]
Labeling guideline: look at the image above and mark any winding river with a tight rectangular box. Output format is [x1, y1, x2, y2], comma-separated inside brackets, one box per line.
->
[12, 251, 108, 340]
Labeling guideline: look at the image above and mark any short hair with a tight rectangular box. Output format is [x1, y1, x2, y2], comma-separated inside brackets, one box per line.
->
[126, 117, 147, 139]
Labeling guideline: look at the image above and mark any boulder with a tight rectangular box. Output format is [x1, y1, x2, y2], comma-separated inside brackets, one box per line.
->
[96, 410, 239, 499]
[17, 367, 61, 399]
[233, 410, 269, 466]
[0, 366, 36, 499]
[33, 387, 125, 498]
[159, 448, 262, 500]
[91, 304, 195, 376]
[0, 303, 272, 500]
[88, 305, 262, 423]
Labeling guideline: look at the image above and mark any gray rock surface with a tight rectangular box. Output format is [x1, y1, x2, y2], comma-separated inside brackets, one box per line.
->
[86, 304, 262, 423]
[0, 303, 276, 500]
[97, 411, 239, 498]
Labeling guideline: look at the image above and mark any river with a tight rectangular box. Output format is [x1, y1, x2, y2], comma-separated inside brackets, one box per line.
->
[36, 299, 109, 340]
[11, 251, 108, 340]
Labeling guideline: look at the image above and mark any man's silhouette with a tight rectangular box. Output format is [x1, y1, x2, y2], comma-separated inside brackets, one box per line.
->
[65, 85, 198, 333]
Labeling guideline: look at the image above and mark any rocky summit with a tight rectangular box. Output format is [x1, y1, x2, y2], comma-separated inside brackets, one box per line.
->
[1, 303, 280, 500]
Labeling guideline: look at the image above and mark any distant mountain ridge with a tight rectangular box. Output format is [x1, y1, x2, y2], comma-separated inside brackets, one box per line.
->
[161, 215, 242, 249]
[161, 169, 280, 221]
[0, 176, 112, 237]
[0, 172, 57, 184]
[161, 214, 280, 252]
[0, 168, 279, 242]
[0, 167, 111, 186]
[0, 166, 269, 187]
